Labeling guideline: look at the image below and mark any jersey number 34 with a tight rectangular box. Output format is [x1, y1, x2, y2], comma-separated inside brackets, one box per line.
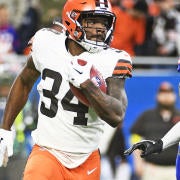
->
[40, 68, 89, 126]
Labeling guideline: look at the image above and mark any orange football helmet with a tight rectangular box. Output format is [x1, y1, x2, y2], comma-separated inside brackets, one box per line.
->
[62, 0, 116, 53]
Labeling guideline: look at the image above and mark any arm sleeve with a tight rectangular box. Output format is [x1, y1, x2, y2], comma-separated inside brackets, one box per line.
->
[161, 121, 180, 149]
[112, 51, 132, 78]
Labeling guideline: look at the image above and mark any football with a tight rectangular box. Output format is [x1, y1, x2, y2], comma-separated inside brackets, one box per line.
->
[70, 60, 107, 106]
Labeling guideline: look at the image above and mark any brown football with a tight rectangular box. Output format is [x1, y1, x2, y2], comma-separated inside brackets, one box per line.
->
[70, 60, 107, 106]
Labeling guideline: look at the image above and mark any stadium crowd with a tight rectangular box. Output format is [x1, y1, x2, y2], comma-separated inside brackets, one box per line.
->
[0, 0, 180, 57]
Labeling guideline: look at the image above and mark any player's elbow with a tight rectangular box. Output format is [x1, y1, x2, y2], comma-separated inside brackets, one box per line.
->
[111, 114, 124, 127]
[99, 112, 124, 127]
[97, 98, 127, 127]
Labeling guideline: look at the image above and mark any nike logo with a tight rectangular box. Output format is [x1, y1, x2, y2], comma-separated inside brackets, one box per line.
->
[73, 68, 82, 74]
[87, 167, 97, 175]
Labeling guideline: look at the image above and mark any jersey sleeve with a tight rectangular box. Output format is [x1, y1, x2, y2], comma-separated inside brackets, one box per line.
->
[112, 50, 132, 78]
[31, 29, 45, 72]
[92, 49, 132, 79]
[23, 36, 34, 55]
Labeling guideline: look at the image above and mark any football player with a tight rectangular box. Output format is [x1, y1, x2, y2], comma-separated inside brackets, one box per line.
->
[0, 0, 132, 179]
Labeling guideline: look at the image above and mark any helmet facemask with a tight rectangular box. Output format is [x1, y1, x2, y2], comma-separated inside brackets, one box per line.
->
[66, 10, 116, 53]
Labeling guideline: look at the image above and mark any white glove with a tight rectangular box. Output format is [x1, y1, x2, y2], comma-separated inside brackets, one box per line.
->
[0, 129, 14, 167]
[68, 59, 92, 88]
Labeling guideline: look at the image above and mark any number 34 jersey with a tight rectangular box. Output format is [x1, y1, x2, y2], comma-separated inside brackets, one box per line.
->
[31, 28, 131, 168]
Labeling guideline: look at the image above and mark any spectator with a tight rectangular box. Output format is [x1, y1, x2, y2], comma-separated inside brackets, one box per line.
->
[0, 3, 20, 55]
[17, 0, 41, 54]
[130, 81, 180, 180]
[134, 1, 159, 56]
[121, 0, 134, 9]
[110, 0, 148, 57]
[152, 0, 180, 56]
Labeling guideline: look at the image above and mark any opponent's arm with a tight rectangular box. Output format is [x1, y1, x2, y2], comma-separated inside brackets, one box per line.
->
[161, 121, 180, 149]
[2, 56, 40, 130]
[81, 78, 127, 127]
[124, 122, 180, 157]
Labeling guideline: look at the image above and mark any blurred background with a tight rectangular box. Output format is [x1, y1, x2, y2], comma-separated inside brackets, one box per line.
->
[0, 0, 180, 180]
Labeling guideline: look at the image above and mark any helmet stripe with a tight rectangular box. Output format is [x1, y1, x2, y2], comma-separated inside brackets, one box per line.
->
[104, 0, 108, 8]
[95, 0, 109, 8]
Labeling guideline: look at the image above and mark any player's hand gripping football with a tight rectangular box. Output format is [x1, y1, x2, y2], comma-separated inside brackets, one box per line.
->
[67, 59, 93, 88]
[124, 139, 163, 158]
[0, 129, 14, 167]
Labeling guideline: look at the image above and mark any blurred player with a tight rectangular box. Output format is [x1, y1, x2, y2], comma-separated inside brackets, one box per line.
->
[0, 0, 132, 179]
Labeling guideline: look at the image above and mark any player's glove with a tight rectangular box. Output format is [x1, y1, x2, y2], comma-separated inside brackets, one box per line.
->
[67, 59, 92, 88]
[0, 129, 14, 167]
[124, 139, 163, 158]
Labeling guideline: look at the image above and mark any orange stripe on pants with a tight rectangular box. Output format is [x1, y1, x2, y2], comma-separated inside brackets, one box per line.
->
[23, 145, 100, 180]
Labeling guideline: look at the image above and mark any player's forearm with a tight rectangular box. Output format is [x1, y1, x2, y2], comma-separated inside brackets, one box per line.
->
[1, 76, 32, 130]
[161, 122, 180, 150]
[81, 80, 127, 127]
[2, 57, 40, 130]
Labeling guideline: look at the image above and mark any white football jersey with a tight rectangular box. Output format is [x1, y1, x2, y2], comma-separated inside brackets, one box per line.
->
[31, 28, 131, 167]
